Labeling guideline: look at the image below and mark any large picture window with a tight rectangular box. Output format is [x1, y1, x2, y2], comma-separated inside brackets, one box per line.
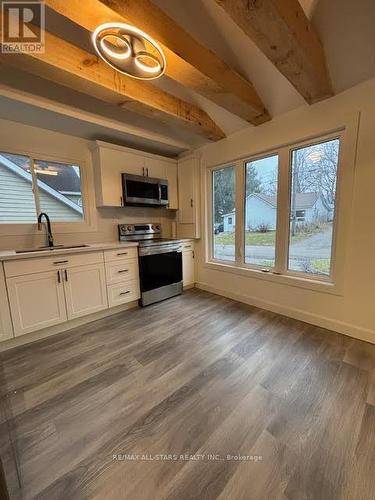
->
[209, 133, 342, 283]
[0, 152, 84, 223]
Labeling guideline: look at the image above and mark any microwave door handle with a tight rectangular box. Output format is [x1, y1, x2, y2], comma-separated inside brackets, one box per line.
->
[158, 183, 162, 204]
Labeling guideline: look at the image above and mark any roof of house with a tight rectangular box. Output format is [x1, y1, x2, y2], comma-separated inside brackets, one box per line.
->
[1, 153, 81, 193]
[0, 154, 83, 215]
[247, 192, 319, 209]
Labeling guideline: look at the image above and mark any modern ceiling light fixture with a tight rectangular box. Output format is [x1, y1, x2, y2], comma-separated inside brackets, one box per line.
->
[92, 23, 166, 80]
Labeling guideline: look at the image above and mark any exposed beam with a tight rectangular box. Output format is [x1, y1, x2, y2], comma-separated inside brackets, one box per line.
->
[0, 30, 224, 141]
[0, 83, 191, 153]
[214, 0, 333, 103]
[44, 0, 270, 125]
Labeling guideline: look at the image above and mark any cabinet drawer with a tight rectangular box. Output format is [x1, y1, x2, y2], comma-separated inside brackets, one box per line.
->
[105, 259, 139, 285]
[104, 247, 138, 263]
[182, 241, 194, 252]
[4, 251, 104, 278]
[107, 280, 140, 307]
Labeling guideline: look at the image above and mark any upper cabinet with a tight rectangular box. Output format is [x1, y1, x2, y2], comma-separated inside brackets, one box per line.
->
[177, 154, 201, 239]
[91, 141, 178, 209]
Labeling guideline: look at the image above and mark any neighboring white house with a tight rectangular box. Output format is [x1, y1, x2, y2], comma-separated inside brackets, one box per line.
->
[223, 192, 329, 232]
[0, 154, 83, 222]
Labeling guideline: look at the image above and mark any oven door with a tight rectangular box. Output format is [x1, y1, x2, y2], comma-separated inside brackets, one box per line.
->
[139, 250, 182, 305]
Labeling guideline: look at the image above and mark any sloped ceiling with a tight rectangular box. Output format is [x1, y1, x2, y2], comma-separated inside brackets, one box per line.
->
[0, 0, 374, 155]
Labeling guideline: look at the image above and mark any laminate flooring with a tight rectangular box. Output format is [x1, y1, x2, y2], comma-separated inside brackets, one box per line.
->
[0, 289, 374, 499]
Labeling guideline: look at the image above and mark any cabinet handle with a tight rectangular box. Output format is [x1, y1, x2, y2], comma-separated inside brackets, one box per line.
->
[142, 167, 145, 176]
[57, 270, 61, 283]
[53, 260, 68, 265]
[190, 198, 193, 208]
[117, 252, 128, 256]
[64, 269, 68, 282]
[118, 269, 129, 273]
[120, 196, 123, 206]
[120, 291, 130, 296]
[147, 168, 149, 177]
[192, 251, 195, 259]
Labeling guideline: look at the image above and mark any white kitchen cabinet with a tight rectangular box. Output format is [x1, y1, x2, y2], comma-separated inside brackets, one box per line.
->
[7, 270, 67, 336]
[91, 141, 178, 209]
[0, 264, 14, 341]
[177, 154, 201, 238]
[107, 280, 140, 308]
[92, 145, 145, 207]
[182, 242, 195, 287]
[63, 263, 108, 320]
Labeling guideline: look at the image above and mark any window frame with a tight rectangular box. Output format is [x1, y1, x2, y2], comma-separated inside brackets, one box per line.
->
[210, 164, 237, 263]
[0, 147, 96, 235]
[205, 118, 358, 296]
[242, 150, 280, 272]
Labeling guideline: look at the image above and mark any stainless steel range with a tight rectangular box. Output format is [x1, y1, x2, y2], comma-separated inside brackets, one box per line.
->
[118, 223, 183, 307]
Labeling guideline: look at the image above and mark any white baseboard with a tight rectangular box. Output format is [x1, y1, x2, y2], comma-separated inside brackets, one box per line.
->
[196, 282, 375, 345]
[0, 300, 139, 352]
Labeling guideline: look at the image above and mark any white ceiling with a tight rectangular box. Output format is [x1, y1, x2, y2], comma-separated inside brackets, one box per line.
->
[0, 0, 374, 155]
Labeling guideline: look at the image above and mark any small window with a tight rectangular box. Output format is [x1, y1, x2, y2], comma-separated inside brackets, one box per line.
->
[0, 152, 84, 224]
[296, 210, 306, 221]
[213, 166, 235, 261]
[288, 138, 340, 276]
[244, 155, 279, 269]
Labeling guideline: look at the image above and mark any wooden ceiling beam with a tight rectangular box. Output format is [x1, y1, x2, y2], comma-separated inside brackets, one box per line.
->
[44, 0, 270, 125]
[214, 0, 333, 103]
[0, 29, 225, 141]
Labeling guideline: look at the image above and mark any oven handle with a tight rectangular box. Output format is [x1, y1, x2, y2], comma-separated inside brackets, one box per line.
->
[139, 248, 182, 257]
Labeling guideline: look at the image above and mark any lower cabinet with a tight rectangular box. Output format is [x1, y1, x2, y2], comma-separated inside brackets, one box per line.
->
[7, 270, 67, 336]
[63, 264, 108, 320]
[7, 263, 108, 337]
[182, 241, 195, 287]
[107, 280, 140, 308]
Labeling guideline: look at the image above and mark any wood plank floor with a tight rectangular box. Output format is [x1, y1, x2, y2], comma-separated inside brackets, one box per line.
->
[0, 289, 374, 500]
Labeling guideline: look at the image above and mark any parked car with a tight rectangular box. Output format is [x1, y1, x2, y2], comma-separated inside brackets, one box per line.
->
[214, 223, 224, 234]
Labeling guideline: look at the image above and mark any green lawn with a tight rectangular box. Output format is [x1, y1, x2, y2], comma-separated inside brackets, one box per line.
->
[215, 230, 307, 246]
[310, 259, 331, 275]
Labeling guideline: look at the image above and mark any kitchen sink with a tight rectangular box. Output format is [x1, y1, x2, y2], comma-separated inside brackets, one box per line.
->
[15, 245, 89, 254]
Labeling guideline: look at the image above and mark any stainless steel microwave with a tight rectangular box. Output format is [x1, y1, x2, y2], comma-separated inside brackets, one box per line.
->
[121, 173, 169, 207]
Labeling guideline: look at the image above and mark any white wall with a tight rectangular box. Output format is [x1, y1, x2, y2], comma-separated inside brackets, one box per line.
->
[195, 78, 375, 343]
[0, 119, 176, 250]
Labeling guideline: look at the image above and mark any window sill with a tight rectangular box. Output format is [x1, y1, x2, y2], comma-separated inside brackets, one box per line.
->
[204, 260, 343, 296]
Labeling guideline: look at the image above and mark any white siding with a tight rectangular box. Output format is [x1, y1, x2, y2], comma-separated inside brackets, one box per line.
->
[245, 195, 276, 230]
[0, 165, 82, 222]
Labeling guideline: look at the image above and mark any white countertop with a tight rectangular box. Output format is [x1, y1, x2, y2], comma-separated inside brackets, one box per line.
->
[0, 242, 139, 261]
[0, 239, 194, 262]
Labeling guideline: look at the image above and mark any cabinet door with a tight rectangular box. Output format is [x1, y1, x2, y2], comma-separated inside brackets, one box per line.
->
[144, 157, 167, 179]
[182, 250, 195, 286]
[94, 147, 145, 206]
[7, 271, 67, 336]
[178, 158, 195, 223]
[63, 264, 108, 320]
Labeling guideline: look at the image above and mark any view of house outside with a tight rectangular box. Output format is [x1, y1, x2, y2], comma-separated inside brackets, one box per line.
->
[0, 152, 83, 223]
[213, 138, 340, 276]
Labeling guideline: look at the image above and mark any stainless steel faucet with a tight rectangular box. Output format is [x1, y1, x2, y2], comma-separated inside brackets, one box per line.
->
[37, 213, 54, 248]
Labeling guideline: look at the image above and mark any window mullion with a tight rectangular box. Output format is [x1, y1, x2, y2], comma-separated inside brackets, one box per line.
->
[30, 158, 41, 220]
[274, 148, 290, 275]
[235, 160, 245, 264]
